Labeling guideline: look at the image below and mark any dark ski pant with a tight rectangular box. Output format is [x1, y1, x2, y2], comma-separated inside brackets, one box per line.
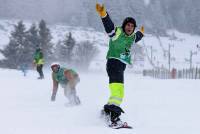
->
[36, 64, 44, 78]
[106, 58, 126, 84]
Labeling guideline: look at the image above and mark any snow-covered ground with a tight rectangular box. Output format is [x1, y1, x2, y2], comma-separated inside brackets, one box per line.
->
[1, 68, 200, 134]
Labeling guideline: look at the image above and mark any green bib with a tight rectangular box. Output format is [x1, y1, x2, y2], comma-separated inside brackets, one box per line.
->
[53, 67, 68, 84]
[106, 27, 136, 64]
[33, 51, 44, 64]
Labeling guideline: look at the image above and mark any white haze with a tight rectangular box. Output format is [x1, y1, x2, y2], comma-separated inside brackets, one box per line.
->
[143, 0, 151, 6]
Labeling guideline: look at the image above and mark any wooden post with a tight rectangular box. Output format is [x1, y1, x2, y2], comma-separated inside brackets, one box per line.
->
[199, 68, 200, 79]
[186, 69, 188, 79]
[192, 68, 194, 79]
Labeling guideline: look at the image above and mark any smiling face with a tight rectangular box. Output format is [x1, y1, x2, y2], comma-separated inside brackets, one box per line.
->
[124, 22, 135, 36]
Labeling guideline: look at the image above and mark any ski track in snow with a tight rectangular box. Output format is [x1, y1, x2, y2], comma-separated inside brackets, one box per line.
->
[0, 68, 200, 134]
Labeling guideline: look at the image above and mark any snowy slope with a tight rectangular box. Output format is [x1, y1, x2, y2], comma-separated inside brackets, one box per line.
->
[143, 31, 200, 69]
[0, 68, 200, 134]
[0, 19, 200, 70]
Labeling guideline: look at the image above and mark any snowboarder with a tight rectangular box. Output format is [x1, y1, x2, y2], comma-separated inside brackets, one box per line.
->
[33, 48, 44, 79]
[50, 63, 81, 106]
[96, 3, 144, 127]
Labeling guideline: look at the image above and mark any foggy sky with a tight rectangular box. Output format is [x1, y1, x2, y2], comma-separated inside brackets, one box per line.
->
[0, 0, 199, 35]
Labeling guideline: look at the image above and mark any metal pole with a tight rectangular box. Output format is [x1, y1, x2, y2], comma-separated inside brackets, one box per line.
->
[150, 46, 153, 62]
[190, 50, 192, 70]
[168, 44, 171, 71]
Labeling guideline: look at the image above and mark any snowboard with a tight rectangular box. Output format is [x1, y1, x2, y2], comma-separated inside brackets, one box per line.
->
[100, 110, 133, 129]
[109, 121, 133, 129]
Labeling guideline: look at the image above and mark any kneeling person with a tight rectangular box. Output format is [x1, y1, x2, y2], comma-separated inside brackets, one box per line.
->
[50, 63, 80, 105]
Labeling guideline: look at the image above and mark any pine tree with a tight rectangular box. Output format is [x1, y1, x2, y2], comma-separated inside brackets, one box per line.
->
[0, 40, 20, 68]
[27, 23, 40, 49]
[38, 19, 53, 63]
[0, 21, 29, 69]
[26, 23, 40, 62]
[54, 32, 76, 65]
[64, 32, 75, 63]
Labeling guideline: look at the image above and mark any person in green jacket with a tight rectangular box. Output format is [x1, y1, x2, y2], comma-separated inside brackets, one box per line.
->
[50, 63, 81, 106]
[96, 3, 144, 125]
[33, 48, 44, 79]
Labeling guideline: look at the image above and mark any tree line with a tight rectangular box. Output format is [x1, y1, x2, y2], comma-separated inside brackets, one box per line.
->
[0, 20, 98, 70]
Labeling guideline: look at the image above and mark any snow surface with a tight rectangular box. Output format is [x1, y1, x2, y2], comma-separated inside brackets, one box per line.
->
[0, 68, 200, 134]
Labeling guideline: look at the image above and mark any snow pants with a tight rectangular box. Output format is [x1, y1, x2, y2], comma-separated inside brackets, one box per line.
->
[61, 76, 80, 105]
[106, 59, 126, 106]
[36, 64, 44, 78]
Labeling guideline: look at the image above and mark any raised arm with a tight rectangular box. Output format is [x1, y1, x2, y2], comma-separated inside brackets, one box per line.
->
[135, 26, 144, 43]
[96, 3, 116, 38]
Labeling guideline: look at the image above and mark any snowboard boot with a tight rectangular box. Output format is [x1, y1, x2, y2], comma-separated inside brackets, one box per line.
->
[104, 104, 124, 125]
